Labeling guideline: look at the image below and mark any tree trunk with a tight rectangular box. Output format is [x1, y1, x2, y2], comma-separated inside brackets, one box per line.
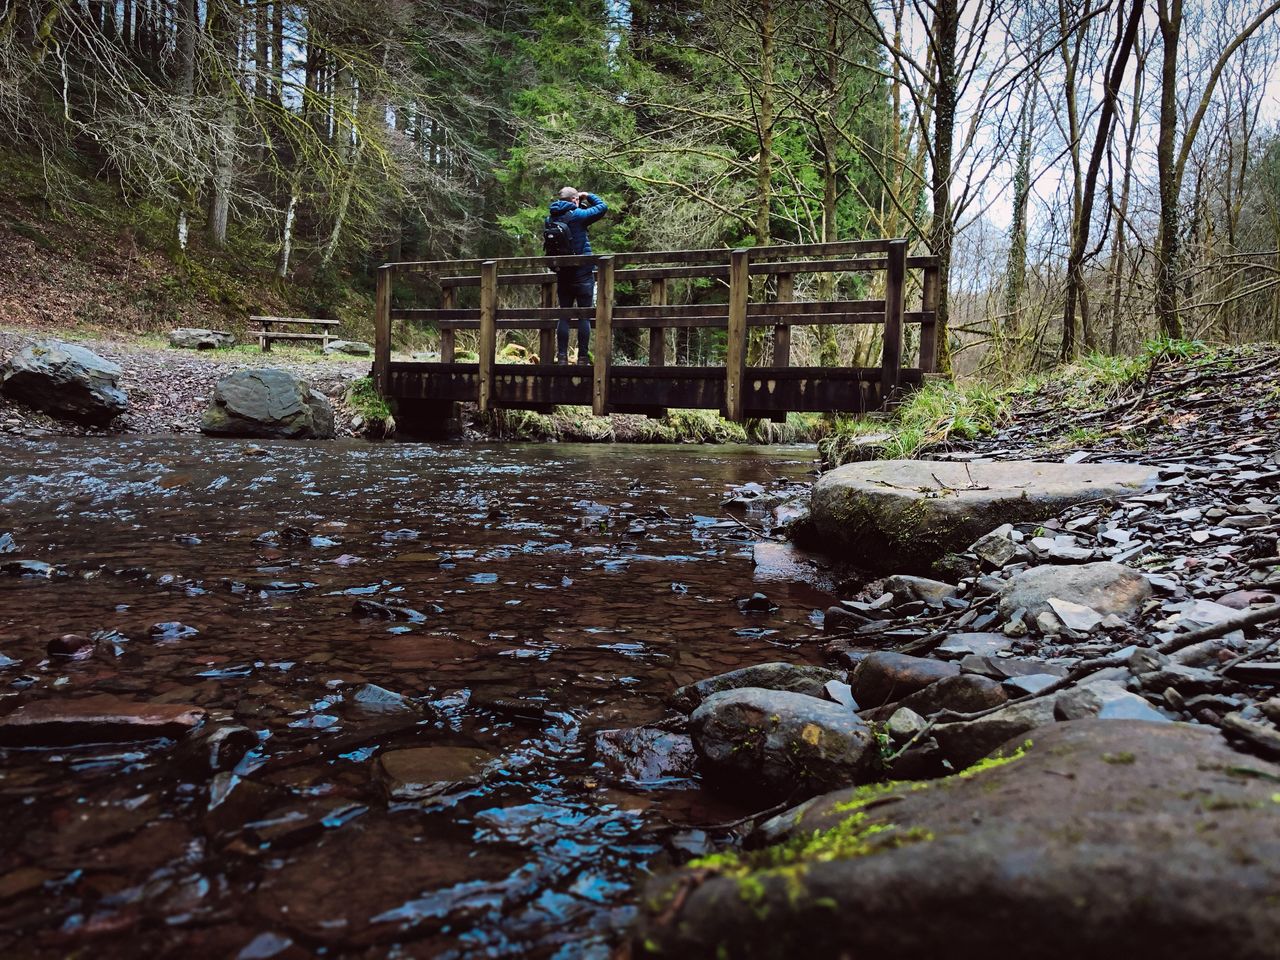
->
[929, 0, 958, 374]
[1063, 0, 1143, 359]
[1003, 82, 1036, 341]
[277, 188, 297, 278]
[205, 0, 237, 248]
[1154, 0, 1184, 339]
[1109, 43, 1144, 355]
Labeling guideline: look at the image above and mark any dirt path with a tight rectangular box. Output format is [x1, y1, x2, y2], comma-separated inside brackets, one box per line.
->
[0, 326, 370, 438]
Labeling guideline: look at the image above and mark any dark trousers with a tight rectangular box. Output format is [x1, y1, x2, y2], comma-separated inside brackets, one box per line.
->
[556, 274, 594, 359]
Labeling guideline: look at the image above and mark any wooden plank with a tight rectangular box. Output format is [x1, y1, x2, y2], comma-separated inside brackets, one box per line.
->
[881, 239, 906, 400]
[477, 260, 498, 413]
[247, 321, 340, 330]
[440, 286, 456, 363]
[592, 256, 615, 416]
[247, 331, 334, 340]
[919, 265, 939, 373]
[401, 299, 886, 322]
[388, 239, 900, 275]
[373, 265, 392, 393]
[649, 277, 667, 366]
[427, 311, 899, 332]
[539, 280, 556, 363]
[773, 273, 793, 367]
[438, 257, 895, 288]
[724, 248, 749, 422]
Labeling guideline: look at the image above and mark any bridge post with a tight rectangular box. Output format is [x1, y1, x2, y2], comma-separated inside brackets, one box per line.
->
[920, 262, 939, 373]
[725, 248, 750, 422]
[648, 277, 667, 365]
[881, 239, 907, 402]
[440, 285, 456, 363]
[374, 265, 392, 394]
[773, 273, 793, 367]
[539, 279, 556, 363]
[592, 256, 615, 416]
[477, 260, 498, 413]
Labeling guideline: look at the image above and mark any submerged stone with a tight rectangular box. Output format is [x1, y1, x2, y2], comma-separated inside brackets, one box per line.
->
[0, 694, 205, 746]
[374, 745, 490, 801]
[593, 727, 697, 784]
[672, 662, 845, 712]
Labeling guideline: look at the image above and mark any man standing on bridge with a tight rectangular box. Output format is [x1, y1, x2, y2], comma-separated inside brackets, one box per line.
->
[546, 187, 608, 364]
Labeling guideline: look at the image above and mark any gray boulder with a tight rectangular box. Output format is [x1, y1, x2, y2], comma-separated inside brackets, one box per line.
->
[637, 721, 1280, 960]
[804, 460, 1154, 573]
[881, 574, 959, 605]
[169, 327, 235, 350]
[672, 662, 845, 712]
[999, 561, 1151, 622]
[1, 340, 128, 425]
[851, 652, 959, 710]
[201, 368, 334, 439]
[690, 687, 877, 801]
[324, 339, 373, 357]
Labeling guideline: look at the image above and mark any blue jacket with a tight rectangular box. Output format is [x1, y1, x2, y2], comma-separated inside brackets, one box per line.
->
[548, 193, 608, 280]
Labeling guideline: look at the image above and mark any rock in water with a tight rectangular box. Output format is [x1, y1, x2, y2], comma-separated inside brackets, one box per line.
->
[672, 662, 846, 712]
[0, 694, 204, 745]
[689, 687, 877, 801]
[374, 745, 490, 800]
[0, 340, 128, 426]
[636, 721, 1280, 959]
[200, 368, 335, 439]
[593, 727, 697, 784]
[998, 561, 1151, 622]
[323, 339, 373, 357]
[169, 328, 236, 350]
[804, 460, 1154, 572]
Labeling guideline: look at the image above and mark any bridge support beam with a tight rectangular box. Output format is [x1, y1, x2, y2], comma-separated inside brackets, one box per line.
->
[592, 256, 615, 416]
[724, 248, 750, 421]
[374, 265, 392, 394]
[881, 239, 906, 401]
[477, 260, 497, 413]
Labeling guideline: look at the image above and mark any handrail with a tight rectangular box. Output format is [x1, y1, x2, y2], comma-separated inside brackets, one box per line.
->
[372, 239, 941, 417]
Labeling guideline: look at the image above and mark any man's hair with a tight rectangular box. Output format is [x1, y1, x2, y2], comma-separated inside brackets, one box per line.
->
[558, 187, 579, 201]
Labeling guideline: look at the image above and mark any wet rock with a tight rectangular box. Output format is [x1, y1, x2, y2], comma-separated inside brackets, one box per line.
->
[1054, 682, 1171, 723]
[0, 559, 58, 578]
[169, 327, 235, 350]
[935, 632, 1012, 660]
[349, 682, 416, 714]
[881, 574, 959, 606]
[637, 721, 1280, 959]
[0, 652, 19, 670]
[1136, 664, 1224, 697]
[970, 529, 1023, 569]
[689, 688, 877, 801]
[0, 694, 205, 745]
[200, 368, 335, 440]
[892, 673, 1009, 719]
[851, 653, 959, 710]
[1, 340, 128, 425]
[149, 621, 199, 641]
[0, 532, 16, 554]
[350, 598, 429, 622]
[46, 633, 94, 660]
[884, 706, 927, 744]
[204, 773, 282, 837]
[592, 727, 697, 783]
[672, 662, 845, 712]
[960, 655, 1068, 681]
[374, 745, 490, 800]
[932, 695, 1059, 768]
[821, 679, 858, 711]
[175, 724, 259, 775]
[823, 605, 867, 631]
[736, 592, 778, 613]
[243, 798, 366, 848]
[771, 498, 810, 534]
[323, 339, 373, 357]
[805, 460, 1154, 573]
[1003, 673, 1063, 696]
[998, 561, 1151, 622]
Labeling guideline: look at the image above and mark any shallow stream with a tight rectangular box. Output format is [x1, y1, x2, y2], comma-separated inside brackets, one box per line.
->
[0, 438, 831, 958]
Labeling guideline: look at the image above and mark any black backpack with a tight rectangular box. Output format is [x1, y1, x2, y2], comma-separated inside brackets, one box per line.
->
[542, 215, 573, 257]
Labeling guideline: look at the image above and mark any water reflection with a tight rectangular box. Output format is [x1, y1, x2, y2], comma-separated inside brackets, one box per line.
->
[0, 437, 826, 957]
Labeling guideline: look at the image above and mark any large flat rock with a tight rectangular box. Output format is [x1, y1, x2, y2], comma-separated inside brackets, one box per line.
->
[805, 459, 1155, 572]
[0, 694, 205, 745]
[636, 720, 1280, 959]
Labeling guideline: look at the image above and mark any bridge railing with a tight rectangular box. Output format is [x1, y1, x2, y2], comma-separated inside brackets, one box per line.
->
[374, 239, 939, 420]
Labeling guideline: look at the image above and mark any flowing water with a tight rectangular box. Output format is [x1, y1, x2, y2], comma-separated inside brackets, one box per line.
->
[0, 438, 832, 958]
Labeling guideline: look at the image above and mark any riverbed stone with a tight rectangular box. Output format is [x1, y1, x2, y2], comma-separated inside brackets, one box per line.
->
[881, 574, 959, 606]
[851, 652, 959, 710]
[169, 327, 235, 350]
[0, 694, 205, 746]
[1, 340, 128, 426]
[323, 339, 372, 357]
[636, 720, 1280, 959]
[374, 745, 490, 801]
[593, 727, 696, 784]
[998, 561, 1151, 622]
[689, 688, 877, 801]
[804, 460, 1155, 572]
[931, 695, 1060, 768]
[892, 673, 1009, 719]
[200, 368, 335, 440]
[672, 662, 845, 712]
[1055, 681, 1171, 723]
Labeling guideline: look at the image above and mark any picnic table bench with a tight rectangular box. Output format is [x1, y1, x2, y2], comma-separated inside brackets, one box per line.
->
[248, 316, 341, 352]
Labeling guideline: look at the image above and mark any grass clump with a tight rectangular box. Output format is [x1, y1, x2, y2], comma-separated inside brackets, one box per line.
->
[345, 375, 394, 436]
[821, 378, 1008, 466]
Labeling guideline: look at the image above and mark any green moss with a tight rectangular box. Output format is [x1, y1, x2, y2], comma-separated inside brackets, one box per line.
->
[345, 376, 392, 422]
[1102, 751, 1136, 765]
[957, 739, 1033, 778]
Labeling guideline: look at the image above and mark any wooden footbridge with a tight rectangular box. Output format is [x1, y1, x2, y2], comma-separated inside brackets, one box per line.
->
[372, 240, 939, 425]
